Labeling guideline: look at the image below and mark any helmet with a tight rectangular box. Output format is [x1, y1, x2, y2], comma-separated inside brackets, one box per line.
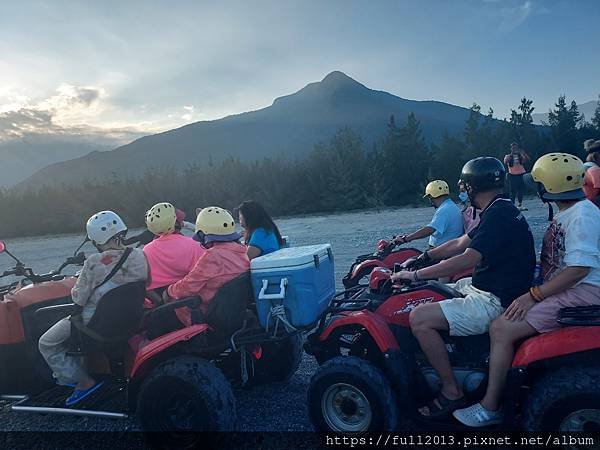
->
[86, 211, 127, 245]
[195, 206, 240, 244]
[145, 202, 177, 236]
[423, 180, 449, 198]
[459, 157, 505, 193]
[528, 153, 585, 201]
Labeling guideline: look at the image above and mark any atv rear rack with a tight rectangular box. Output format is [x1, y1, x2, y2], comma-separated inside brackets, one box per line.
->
[558, 306, 600, 327]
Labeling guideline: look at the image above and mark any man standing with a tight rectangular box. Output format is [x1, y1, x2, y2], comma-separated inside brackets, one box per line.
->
[503, 142, 530, 210]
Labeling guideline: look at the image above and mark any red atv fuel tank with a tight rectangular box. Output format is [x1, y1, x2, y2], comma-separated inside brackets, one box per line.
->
[0, 278, 76, 345]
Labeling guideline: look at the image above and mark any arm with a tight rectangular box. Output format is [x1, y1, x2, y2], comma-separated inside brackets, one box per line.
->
[521, 150, 531, 162]
[503, 154, 511, 164]
[538, 267, 590, 298]
[167, 252, 215, 299]
[428, 233, 472, 261]
[246, 246, 262, 260]
[70, 258, 95, 306]
[397, 226, 435, 244]
[413, 248, 481, 280]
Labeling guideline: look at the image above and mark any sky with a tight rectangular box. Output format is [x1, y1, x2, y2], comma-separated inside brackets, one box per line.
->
[0, 0, 598, 147]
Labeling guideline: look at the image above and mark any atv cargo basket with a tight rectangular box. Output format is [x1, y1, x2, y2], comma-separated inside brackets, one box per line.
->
[557, 306, 600, 327]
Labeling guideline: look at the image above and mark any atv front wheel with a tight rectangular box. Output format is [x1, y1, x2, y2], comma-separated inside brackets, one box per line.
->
[137, 356, 236, 432]
[253, 334, 303, 383]
[522, 365, 600, 432]
[308, 356, 399, 432]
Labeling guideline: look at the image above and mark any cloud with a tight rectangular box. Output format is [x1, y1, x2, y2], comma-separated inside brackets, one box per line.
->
[0, 84, 162, 146]
[498, 0, 534, 31]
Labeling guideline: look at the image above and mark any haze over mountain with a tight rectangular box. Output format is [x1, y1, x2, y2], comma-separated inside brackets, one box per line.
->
[532, 100, 599, 125]
[22, 72, 489, 188]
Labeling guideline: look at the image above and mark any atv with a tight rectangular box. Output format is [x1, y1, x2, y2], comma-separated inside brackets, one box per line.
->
[342, 238, 471, 291]
[305, 268, 600, 433]
[0, 240, 302, 442]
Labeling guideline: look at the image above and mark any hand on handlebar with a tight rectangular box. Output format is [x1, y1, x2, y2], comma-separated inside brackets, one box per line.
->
[390, 270, 415, 284]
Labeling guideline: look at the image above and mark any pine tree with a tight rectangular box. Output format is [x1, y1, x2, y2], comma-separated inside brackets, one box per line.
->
[592, 95, 600, 132]
[548, 95, 581, 153]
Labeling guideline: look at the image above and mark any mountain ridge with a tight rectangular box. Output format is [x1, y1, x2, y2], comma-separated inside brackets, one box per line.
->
[20, 72, 487, 188]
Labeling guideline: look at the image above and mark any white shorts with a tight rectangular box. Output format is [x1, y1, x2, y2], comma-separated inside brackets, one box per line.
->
[438, 278, 505, 336]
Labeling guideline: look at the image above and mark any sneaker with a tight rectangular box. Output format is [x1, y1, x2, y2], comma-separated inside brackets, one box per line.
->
[453, 403, 503, 427]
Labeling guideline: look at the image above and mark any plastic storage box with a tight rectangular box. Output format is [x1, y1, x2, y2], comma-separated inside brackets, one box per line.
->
[251, 244, 335, 329]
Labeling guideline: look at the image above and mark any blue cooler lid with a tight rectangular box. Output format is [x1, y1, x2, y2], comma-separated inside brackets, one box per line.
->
[250, 244, 332, 270]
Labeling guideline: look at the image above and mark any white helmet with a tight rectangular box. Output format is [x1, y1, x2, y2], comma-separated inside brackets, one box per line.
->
[86, 211, 127, 245]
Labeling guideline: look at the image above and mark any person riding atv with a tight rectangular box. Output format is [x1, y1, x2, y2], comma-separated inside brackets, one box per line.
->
[143, 203, 205, 306]
[391, 156, 536, 418]
[393, 180, 463, 249]
[454, 153, 600, 427]
[38, 211, 149, 406]
[161, 206, 250, 328]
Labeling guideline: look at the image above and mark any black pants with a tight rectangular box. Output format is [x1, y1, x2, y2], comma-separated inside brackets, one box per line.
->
[509, 173, 525, 204]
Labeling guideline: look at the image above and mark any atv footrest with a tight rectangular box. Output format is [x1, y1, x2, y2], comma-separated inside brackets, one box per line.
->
[558, 306, 600, 327]
[8, 379, 128, 419]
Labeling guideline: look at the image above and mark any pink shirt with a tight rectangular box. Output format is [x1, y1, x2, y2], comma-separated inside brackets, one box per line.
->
[167, 241, 250, 326]
[143, 234, 205, 290]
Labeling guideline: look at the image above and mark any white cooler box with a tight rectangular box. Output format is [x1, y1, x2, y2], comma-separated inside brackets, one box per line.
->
[251, 244, 335, 329]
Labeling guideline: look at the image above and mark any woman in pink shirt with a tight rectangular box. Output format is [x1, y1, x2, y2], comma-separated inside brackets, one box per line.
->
[143, 202, 205, 295]
[503, 142, 530, 210]
[163, 206, 250, 327]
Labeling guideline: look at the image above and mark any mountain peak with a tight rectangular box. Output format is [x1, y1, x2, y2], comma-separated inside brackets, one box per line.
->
[272, 71, 367, 106]
[320, 71, 365, 90]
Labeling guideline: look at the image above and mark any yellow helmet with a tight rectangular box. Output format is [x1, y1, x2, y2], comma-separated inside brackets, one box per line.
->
[529, 153, 586, 201]
[195, 206, 236, 235]
[423, 180, 449, 198]
[146, 202, 177, 236]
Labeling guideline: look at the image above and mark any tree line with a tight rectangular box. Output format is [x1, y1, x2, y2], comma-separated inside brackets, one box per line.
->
[1, 95, 599, 239]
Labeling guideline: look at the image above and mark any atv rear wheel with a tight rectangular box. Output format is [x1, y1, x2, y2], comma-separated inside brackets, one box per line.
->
[137, 356, 235, 433]
[308, 356, 399, 432]
[522, 365, 600, 432]
[253, 334, 303, 383]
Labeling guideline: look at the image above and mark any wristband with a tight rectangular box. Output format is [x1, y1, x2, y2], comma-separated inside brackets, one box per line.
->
[414, 270, 420, 282]
[402, 236, 408, 244]
[529, 286, 544, 302]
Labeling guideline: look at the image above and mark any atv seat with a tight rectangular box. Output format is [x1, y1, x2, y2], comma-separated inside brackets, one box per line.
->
[145, 273, 253, 341]
[558, 306, 600, 327]
[68, 281, 146, 377]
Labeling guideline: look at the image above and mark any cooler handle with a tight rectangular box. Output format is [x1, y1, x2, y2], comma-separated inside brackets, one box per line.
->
[258, 278, 288, 300]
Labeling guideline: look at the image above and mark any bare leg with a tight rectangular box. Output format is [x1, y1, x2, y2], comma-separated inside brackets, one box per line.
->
[480, 316, 536, 411]
[410, 303, 462, 401]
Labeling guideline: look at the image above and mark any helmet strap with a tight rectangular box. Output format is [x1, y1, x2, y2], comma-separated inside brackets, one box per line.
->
[547, 203, 554, 221]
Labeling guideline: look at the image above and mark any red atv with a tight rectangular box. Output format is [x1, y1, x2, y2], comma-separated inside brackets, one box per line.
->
[306, 268, 600, 432]
[342, 239, 471, 291]
[0, 240, 302, 441]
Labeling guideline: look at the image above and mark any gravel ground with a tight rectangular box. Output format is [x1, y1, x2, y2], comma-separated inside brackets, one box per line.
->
[0, 201, 548, 433]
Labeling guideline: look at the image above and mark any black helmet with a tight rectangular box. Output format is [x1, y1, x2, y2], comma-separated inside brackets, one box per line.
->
[459, 157, 505, 193]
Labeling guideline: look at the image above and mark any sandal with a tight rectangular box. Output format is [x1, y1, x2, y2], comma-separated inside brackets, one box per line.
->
[418, 392, 467, 419]
[65, 381, 105, 407]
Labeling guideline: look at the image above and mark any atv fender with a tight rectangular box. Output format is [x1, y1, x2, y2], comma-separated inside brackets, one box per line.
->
[130, 324, 210, 379]
[512, 326, 600, 367]
[350, 259, 386, 278]
[317, 310, 400, 353]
